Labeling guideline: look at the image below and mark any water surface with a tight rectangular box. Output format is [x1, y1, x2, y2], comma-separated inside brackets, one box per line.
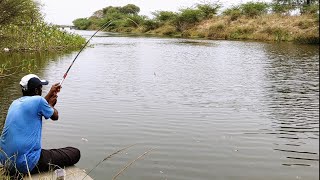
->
[0, 31, 319, 180]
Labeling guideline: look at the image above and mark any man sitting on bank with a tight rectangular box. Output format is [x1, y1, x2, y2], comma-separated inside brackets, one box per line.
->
[0, 74, 80, 176]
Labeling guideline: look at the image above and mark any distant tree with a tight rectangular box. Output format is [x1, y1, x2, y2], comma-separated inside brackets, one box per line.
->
[273, 0, 319, 14]
[92, 10, 104, 18]
[223, 6, 242, 20]
[102, 6, 121, 15]
[174, 8, 205, 31]
[152, 11, 178, 22]
[240, 2, 269, 17]
[72, 18, 91, 30]
[270, 2, 293, 14]
[120, 4, 140, 15]
[178, 8, 205, 24]
[143, 20, 160, 31]
[122, 14, 146, 27]
[196, 2, 221, 18]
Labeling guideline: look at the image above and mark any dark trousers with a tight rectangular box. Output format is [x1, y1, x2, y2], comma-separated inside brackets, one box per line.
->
[30, 147, 81, 174]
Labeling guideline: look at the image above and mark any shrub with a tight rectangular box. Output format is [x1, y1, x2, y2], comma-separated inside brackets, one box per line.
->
[152, 11, 178, 23]
[208, 24, 228, 39]
[223, 6, 242, 21]
[125, 15, 145, 27]
[240, 2, 269, 17]
[0, 0, 85, 51]
[174, 8, 205, 31]
[143, 20, 160, 31]
[227, 25, 256, 39]
[301, 4, 320, 14]
[262, 26, 289, 41]
[155, 25, 177, 36]
[0, 22, 86, 51]
[196, 2, 221, 18]
[178, 8, 205, 24]
[209, 23, 226, 32]
[0, 0, 42, 26]
[270, 3, 293, 14]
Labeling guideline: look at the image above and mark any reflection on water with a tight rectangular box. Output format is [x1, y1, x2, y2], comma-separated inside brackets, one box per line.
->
[263, 43, 319, 167]
[0, 34, 319, 180]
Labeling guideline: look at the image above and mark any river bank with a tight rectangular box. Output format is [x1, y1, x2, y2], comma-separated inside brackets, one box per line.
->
[100, 14, 319, 44]
[0, 0, 85, 53]
[72, 2, 319, 44]
[0, 23, 86, 53]
[145, 14, 319, 44]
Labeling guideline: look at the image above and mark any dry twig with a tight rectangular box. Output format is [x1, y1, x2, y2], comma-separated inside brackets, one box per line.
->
[112, 148, 154, 180]
[82, 144, 136, 180]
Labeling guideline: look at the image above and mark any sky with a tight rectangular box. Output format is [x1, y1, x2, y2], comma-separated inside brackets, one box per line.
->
[38, 0, 271, 25]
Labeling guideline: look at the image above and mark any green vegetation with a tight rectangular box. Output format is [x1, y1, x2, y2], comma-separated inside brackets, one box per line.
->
[239, 2, 269, 17]
[72, 1, 319, 44]
[0, 0, 86, 52]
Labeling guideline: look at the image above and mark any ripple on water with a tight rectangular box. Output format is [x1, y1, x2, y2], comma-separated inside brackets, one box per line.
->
[0, 34, 319, 180]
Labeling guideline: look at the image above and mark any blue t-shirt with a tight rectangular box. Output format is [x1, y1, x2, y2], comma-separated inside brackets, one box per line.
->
[0, 96, 54, 173]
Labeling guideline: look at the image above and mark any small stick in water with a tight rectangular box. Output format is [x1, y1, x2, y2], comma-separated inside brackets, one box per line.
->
[82, 144, 136, 180]
[112, 148, 155, 180]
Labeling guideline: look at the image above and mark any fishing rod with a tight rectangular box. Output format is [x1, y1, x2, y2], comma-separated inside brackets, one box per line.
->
[59, 20, 113, 86]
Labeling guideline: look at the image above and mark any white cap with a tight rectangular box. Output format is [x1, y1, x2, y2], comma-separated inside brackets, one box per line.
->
[20, 74, 49, 91]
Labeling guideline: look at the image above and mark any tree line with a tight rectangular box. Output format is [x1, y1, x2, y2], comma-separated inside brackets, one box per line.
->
[72, 0, 319, 32]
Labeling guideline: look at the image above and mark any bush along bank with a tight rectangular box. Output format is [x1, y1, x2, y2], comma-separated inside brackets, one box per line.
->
[0, 0, 86, 52]
[0, 23, 86, 52]
[186, 14, 319, 44]
[72, 2, 319, 44]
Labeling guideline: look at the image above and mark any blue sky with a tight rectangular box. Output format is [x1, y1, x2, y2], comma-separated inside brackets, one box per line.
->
[39, 0, 271, 25]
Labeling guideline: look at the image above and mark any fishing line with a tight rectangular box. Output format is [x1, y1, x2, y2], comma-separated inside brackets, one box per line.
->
[59, 20, 113, 86]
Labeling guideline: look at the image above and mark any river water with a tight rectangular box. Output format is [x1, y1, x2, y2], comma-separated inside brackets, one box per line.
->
[0, 31, 319, 180]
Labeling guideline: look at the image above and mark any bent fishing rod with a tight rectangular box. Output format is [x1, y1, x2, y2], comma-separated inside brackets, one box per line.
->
[59, 20, 113, 86]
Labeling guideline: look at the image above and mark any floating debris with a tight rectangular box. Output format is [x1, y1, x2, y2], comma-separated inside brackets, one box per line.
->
[176, 40, 215, 47]
[81, 138, 89, 142]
